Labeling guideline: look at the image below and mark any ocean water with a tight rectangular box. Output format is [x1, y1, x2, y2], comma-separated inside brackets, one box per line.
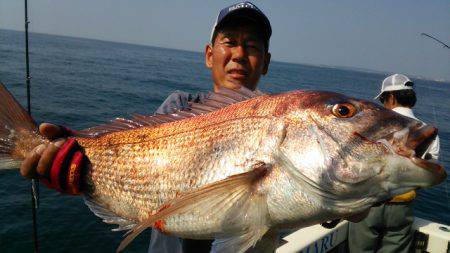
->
[0, 29, 449, 252]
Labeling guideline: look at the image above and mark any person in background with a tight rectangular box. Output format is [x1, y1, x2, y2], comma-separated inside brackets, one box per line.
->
[348, 73, 440, 253]
[20, 2, 272, 253]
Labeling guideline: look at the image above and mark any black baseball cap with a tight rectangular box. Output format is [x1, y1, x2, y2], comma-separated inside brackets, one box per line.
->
[210, 2, 272, 46]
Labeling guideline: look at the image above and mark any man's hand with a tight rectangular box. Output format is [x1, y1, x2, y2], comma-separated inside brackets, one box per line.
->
[20, 123, 67, 179]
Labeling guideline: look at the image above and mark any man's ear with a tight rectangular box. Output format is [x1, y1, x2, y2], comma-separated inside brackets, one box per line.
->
[389, 93, 399, 107]
[262, 52, 271, 75]
[205, 44, 213, 69]
[384, 93, 396, 109]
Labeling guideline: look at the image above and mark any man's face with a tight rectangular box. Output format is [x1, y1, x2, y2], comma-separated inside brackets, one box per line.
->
[205, 24, 271, 91]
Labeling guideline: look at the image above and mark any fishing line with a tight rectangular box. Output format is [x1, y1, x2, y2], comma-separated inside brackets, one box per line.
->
[24, 0, 40, 252]
[421, 33, 450, 50]
[420, 30, 450, 213]
[431, 103, 450, 212]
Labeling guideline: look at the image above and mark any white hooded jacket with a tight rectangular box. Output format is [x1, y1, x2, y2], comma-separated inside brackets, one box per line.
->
[392, 107, 440, 161]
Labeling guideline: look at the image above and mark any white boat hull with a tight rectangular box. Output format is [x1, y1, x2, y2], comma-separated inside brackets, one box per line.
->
[276, 218, 450, 253]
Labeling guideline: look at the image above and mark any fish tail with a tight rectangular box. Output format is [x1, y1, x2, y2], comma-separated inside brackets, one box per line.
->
[0, 83, 40, 170]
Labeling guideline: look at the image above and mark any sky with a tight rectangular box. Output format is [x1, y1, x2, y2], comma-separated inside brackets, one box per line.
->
[1, 0, 450, 81]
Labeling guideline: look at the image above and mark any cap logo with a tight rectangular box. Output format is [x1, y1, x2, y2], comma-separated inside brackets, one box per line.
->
[229, 2, 256, 12]
[212, 2, 271, 44]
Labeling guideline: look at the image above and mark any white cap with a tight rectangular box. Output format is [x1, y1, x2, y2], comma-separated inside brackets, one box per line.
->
[374, 74, 414, 100]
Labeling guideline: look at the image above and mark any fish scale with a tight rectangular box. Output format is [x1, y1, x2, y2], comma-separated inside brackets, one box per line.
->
[80, 115, 273, 222]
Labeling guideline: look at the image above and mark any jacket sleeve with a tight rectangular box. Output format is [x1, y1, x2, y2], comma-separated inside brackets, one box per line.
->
[427, 135, 440, 161]
[155, 91, 192, 114]
[155, 90, 207, 114]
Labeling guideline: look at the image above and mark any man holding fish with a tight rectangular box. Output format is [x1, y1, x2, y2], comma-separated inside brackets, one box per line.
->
[20, 1, 273, 252]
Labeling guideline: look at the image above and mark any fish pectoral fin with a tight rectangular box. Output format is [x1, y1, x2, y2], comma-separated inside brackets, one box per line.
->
[117, 162, 272, 253]
[249, 229, 280, 253]
[213, 228, 279, 253]
[211, 227, 269, 253]
[84, 196, 137, 232]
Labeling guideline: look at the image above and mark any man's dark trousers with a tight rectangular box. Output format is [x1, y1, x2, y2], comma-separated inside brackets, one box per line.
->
[348, 202, 414, 253]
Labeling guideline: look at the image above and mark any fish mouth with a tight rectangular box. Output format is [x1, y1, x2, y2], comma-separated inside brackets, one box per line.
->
[388, 125, 446, 185]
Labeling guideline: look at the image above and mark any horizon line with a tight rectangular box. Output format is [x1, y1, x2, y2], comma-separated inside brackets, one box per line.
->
[2, 28, 449, 83]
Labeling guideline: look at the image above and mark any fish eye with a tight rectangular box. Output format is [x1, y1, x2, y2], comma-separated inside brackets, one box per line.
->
[331, 103, 357, 118]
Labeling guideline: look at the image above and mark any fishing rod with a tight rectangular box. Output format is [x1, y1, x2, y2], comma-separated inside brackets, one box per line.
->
[24, 0, 40, 252]
[421, 33, 450, 49]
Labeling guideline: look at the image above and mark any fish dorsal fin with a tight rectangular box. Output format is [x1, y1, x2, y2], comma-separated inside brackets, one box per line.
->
[116, 162, 272, 253]
[84, 196, 137, 232]
[77, 87, 263, 138]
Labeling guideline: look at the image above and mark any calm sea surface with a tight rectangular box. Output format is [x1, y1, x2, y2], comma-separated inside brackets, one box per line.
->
[1, 29, 449, 252]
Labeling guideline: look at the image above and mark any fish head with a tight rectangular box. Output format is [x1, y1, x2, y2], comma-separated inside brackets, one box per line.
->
[279, 90, 446, 212]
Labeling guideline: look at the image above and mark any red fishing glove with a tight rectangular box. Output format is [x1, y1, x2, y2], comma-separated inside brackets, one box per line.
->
[40, 127, 85, 195]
